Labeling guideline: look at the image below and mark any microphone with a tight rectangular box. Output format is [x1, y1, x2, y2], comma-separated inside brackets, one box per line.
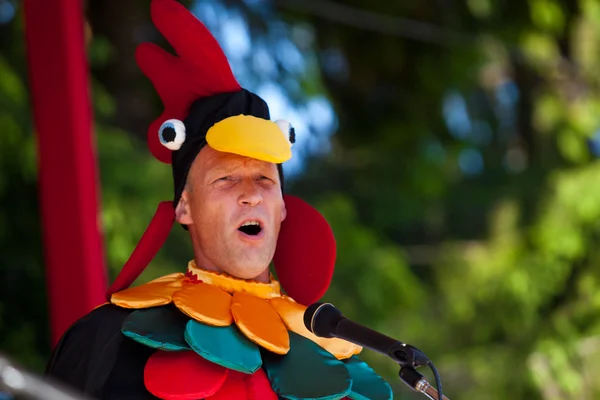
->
[303, 302, 429, 367]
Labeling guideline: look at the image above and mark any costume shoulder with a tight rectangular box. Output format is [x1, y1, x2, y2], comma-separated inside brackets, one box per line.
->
[46, 304, 157, 399]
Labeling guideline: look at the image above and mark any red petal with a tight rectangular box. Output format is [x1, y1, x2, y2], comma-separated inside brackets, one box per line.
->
[247, 368, 278, 400]
[205, 369, 277, 400]
[145, 351, 228, 399]
[206, 370, 247, 400]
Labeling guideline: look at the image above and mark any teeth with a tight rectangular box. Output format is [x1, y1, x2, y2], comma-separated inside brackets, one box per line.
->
[241, 221, 260, 227]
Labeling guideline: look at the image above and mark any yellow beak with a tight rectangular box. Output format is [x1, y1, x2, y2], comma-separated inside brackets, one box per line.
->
[206, 115, 292, 163]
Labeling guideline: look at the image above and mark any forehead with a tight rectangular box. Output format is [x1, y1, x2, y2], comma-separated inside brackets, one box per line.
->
[192, 146, 277, 175]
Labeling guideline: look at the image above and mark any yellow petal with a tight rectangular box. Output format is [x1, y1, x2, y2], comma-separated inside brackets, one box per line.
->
[110, 273, 186, 309]
[148, 272, 188, 284]
[187, 261, 281, 299]
[172, 282, 233, 326]
[231, 292, 290, 354]
[270, 296, 362, 360]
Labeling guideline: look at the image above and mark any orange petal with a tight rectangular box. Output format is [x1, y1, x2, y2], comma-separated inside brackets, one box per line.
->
[172, 282, 233, 326]
[231, 292, 289, 355]
[270, 296, 362, 359]
[111, 273, 186, 309]
[93, 302, 110, 311]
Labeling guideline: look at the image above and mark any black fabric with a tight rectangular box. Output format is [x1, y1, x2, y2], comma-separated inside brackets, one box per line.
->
[172, 89, 271, 206]
[45, 304, 157, 400]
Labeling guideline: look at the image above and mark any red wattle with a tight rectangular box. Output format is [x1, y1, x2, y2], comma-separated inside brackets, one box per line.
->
[273, 195, 336, 306]
[106, 201, 175, 298]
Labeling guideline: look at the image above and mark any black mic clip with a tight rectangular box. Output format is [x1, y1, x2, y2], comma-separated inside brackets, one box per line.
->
[387, 341, 428, 368]
[386, 341, 450, 399]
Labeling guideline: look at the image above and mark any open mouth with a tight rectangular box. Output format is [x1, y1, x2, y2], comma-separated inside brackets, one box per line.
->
[238, 221, 262, 236]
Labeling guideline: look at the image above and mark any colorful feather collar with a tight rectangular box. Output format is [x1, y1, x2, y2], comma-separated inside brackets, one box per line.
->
[109, 262, 392, 399]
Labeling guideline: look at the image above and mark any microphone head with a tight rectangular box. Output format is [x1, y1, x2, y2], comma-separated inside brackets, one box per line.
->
[303, 302, 343, 338]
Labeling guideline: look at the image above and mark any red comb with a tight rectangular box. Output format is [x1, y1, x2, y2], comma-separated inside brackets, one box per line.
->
[137, 0, 241, 163]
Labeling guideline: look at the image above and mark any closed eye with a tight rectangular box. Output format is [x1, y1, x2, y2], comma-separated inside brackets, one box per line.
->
[258, 175, 276, 182]
[212, 176, 232, 184]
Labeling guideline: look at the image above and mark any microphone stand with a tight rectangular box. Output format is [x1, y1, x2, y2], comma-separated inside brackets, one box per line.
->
[0, 353, 91, 400]
[399, 366, 450, 400]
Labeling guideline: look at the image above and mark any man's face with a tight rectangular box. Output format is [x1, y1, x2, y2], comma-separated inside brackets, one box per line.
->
[176, 146, 286, 280]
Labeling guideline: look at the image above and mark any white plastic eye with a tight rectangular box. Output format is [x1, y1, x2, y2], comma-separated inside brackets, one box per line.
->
[275, 119, 296, 147]
[158, 119, 186, 151]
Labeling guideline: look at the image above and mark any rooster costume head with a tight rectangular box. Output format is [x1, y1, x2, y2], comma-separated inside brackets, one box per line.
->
[106, 0, 335, 306]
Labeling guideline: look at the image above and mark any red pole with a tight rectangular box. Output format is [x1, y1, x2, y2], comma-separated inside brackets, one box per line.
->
[23, 0, 108, 346]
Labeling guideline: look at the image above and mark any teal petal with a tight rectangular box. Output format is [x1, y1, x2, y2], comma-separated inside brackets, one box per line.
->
[184, 319, 262, 374]
[262, 332, 351, 400]
[344, 356, 393, 400]
[122, 306, 191, 351]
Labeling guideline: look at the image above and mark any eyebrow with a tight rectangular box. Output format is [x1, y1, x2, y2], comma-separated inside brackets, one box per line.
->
[209, 165, 238, 175]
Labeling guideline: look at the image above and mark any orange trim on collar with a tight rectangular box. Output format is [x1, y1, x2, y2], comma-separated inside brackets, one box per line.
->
[186, 261, 281, 299]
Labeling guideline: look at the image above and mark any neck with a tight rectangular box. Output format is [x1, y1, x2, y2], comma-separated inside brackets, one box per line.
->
[194, 259, 271, 283]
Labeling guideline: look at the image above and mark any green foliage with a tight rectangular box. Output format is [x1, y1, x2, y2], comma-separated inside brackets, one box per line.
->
[278, 0, 600, 398]
[0, 52, 48, 372]
[0, 17, 190, 373]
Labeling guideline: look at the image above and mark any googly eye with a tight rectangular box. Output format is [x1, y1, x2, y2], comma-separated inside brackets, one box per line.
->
[275, 119, 295, 147]
[158, 119, 186, 151]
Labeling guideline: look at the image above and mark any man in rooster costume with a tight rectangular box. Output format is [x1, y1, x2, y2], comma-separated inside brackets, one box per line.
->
[45, 1, 392, 399]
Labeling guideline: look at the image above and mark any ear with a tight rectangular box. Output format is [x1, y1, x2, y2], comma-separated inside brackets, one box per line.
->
[281, 197, 287, 222]
[175, 190, 194, 225]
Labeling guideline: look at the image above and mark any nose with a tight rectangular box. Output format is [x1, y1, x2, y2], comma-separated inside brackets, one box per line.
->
[238, 182, 263, 207]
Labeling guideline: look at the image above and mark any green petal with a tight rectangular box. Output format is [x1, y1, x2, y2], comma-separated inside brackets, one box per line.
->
[262, 332, 351, 400]
[121, 306, 190, 351]
[344, 356, 392, 400]
[184, 319, 262, 374]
